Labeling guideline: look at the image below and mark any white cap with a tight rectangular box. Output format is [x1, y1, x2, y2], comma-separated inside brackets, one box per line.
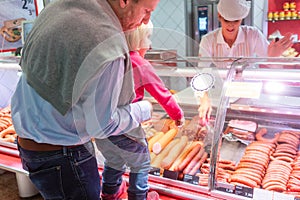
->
[217, 0, 251, 21]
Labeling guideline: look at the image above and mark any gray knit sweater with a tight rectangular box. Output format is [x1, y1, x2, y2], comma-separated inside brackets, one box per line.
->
[20, 0, 133, 115]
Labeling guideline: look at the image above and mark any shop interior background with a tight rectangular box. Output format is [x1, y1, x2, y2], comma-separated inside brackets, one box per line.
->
[0, 0, 270, 92]
[34, 0, 267, 58]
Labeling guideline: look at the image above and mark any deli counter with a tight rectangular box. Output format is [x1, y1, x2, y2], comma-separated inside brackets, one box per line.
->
[1, 56, 300, 199]
[145, 56, 300, 200]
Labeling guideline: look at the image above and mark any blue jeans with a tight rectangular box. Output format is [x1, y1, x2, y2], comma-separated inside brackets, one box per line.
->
[96, 135, 150, 200]
[18, 141, 100, 200]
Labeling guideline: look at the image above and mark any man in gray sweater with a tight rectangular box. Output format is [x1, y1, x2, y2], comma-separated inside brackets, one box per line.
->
[11, 0, 160, 199]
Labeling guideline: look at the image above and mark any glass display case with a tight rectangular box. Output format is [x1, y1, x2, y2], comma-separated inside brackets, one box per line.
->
[1, 55, 300, 199]
[145, 56, 300, 200]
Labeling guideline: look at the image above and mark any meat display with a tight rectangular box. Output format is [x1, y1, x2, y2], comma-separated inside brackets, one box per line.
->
[0, 105, 16, 143]
[224, 119, 257, 141]
[145, 116, 300, 198]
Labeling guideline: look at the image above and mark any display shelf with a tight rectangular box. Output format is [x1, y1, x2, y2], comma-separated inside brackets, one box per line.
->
[0, 140, 17, 149]
[268, 19, 300, 22]
[0, 151, 26, 174]
[0, 56, 21, 70]
[268, 0, 300, 52]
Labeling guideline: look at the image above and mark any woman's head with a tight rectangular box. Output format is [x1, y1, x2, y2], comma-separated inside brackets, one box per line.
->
[217, 0, 250, 42]
[126, 20, 153, 56]
[218, 14, 242, 41]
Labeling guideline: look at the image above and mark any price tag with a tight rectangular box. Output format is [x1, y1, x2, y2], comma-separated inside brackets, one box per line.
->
[225, 81, 262, 99]
[253, 188, 273, 200]
[149, 167, 160, 176]
[234, 185, 254, 198]
[162, 169, 179, 180]
[273, 191, 294, 200]
[215, 182, 235, 194]
[0, 0, 38, 51]
[183, 174, 199, 185]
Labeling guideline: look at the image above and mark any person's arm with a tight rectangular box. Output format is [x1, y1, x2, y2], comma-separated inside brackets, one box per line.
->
[197, 91, 212, 126]
[198, 35, 213, 124]
[82, 57, 152, 138]
[136, 59, 184, 126]
[253, 28, 293, 57]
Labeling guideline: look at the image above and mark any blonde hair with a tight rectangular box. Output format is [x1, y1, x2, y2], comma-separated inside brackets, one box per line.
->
[126, 20, 153, 51]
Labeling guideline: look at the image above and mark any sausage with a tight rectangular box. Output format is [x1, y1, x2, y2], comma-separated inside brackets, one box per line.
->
[183, 147, 205, 175]
[255, 128, 278, 143]
[151, 138, 180, 169]
[242, 155, 270, 164]
[262, 181, 285, 189]
[148, 132, 164, 152]
[274, 147, 297, 154]
[189, 152, 208, 175]
[276, 143, 298, 151]
[217, 163, 236, 171]
[0, 125, 16, 138]
[272, 156, 294, 163]
[176, 143, 202, 172]
[264, 184, 286, 192]
[0, 122, 7, 131]
[263, 176, 288, 186]
[214, 159, 235, 165]
[152, 128, 178, 154]
[230, 175, 257, 188]
[244, 150, 271, 156]
[290, 174, 300, 180]
[234, 173, 261, 185]
[161, 136, 188, 169]
[169, 141, 199, 171]
[289, 186, 300, 192]
[239, 158, 268, 166]
[287, 180, 300, 188]
[277, 137, 299, 147]
[279, 133, 299, 141]
[272, 158, 293, 165]
[273, 152, 296, 159]
[235, 169, 263, 178]
[237, 162, 266, 172]
[0, 117, 12, 125]
[1, 134, 15, 143]
[267, 163, 292, 172]
[248, 140, 275, 146]
[150, 152, 156, 161]
[200, 167, 209, 174]
[247, 143, 274, 150]
[234, 169, 263, 180]
[245, 148, 273, 155]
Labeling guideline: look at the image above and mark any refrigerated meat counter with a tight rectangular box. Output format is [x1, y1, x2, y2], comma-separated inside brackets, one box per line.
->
[2, 56, 300, 199]
[144, 57, 300, 200]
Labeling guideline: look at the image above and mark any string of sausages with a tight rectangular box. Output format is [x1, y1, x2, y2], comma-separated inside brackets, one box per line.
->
[0, 105, 16, 143]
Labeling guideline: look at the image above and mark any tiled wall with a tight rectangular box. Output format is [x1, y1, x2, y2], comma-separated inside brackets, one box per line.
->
[151, 0, 187, 57]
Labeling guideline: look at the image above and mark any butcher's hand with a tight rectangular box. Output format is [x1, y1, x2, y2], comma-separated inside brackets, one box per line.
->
[198, 92, 212, 126]
[268, 32, 293, 57]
